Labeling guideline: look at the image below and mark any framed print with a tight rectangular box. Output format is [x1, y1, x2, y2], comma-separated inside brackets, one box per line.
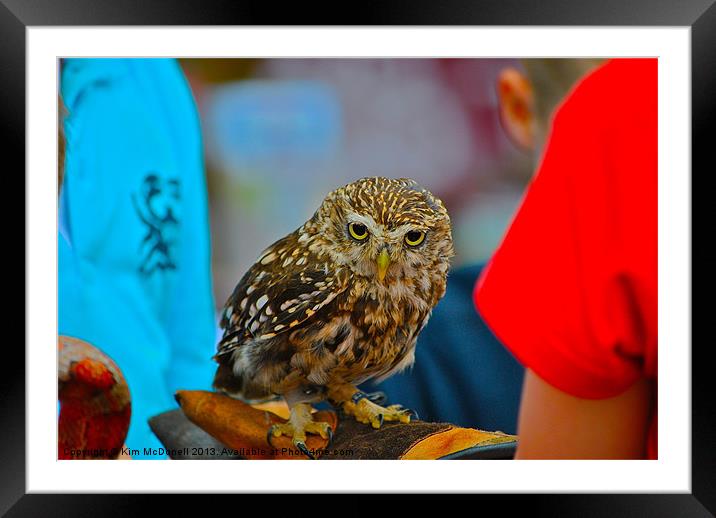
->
[5, 0, 711, 513]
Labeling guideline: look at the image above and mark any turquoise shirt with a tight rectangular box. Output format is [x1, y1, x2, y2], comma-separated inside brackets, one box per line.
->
[59, 59, 216, 459]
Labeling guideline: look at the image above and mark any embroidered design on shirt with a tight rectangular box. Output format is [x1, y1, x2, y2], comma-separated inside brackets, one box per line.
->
[133, 173, 180, 276]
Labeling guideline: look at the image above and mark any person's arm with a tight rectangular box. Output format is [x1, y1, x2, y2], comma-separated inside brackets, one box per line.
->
[515, 369, 653, 459]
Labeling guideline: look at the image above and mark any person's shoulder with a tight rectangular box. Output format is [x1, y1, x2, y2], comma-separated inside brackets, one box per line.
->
[596, 58, 656, 79]
[557, 59, 656, 121]
[582, 58, 655, 95]
[61, 59, 133, 111]
[61, 58, 182, 112]
[124, 58, 187, 89]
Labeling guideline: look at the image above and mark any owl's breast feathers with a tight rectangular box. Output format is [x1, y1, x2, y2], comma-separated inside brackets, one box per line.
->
[334, 273, 441, 384]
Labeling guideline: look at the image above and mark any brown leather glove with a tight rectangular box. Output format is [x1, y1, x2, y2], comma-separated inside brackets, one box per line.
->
[150, 390, 517, 460]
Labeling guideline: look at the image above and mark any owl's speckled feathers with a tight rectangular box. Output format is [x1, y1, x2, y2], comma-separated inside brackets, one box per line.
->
[213, 177, 454, 404]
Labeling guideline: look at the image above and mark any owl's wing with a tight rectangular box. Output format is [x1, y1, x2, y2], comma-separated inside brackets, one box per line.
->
[215, 241, 348, 359]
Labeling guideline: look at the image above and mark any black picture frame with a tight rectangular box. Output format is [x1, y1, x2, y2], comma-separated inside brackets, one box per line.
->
[6, 0, 710, 514]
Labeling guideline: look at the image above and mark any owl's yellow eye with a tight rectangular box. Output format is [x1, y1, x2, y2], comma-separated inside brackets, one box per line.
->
[348, 222, 369, 241]
[404, 230, 426, 247]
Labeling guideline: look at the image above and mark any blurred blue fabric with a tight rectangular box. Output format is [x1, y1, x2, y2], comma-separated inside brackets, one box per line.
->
[59, 59, 216, 458]
[367, 263, 525, 434]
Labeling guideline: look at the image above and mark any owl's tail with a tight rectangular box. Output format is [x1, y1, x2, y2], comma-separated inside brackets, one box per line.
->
[212, 361, 279, 404]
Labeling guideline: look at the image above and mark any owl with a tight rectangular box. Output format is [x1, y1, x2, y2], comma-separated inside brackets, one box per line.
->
[213, 177, 454, 458]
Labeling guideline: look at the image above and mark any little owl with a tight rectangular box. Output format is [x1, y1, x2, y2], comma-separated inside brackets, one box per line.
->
[213, 177, 454, 458]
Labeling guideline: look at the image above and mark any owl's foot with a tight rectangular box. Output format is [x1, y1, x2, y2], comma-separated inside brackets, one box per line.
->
[266, 402, 333, 459]
[341, 391, 414, 429]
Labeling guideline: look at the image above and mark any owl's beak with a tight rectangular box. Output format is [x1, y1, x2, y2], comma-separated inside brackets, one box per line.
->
[376, 249, 390, 282]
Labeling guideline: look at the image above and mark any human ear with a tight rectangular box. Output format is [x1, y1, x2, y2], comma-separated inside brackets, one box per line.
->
[496, 67, 535, 152]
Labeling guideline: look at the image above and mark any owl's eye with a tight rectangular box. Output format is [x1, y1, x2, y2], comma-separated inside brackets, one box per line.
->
[404, 230, 426, 247]
[348, 222, 369, 241]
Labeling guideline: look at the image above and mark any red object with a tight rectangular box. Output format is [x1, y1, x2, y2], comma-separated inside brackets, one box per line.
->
[58, 336, 132, 459]
[474, 59, 657, 459]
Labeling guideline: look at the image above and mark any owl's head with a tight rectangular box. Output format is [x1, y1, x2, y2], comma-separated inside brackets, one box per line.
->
[310, 177, 454, 284]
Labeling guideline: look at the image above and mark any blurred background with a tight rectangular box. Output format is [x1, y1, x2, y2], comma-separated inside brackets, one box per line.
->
[179, 58, 534, 308]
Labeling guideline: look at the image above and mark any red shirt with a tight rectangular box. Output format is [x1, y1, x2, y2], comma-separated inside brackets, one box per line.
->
[474, 59, 658, 459]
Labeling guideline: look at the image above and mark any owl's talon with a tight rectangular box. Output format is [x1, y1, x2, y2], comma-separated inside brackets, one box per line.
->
[295, 441, 315, 460]
[267, 426, 278, 447]
[372, 414, 384, 429]
[385, 403, 413, 423]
